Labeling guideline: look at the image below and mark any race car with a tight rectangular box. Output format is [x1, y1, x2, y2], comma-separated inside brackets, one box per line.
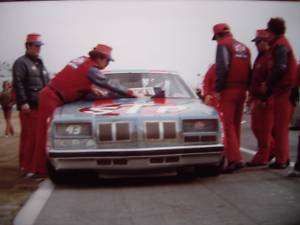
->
[46, 70, 224, 183]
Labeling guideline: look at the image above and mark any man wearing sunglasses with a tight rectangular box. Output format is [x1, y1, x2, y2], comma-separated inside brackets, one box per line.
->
[247, 29, 274, 167]
[12, 33, 50, 177]
[31, 44, 136, 177]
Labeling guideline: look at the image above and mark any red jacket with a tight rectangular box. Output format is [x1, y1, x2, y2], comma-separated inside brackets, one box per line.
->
[250, 52, 273, 99]
[267, 35, 297, 94]
[215, 35, 251, 92]
[49, 56, 96, 103]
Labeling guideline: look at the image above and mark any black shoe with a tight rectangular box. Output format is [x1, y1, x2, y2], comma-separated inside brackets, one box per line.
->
[246, 162, 267, 167]
[269, 161, 290, 169]
[223, 162, 244, 173]
[287, 170, 300, 177]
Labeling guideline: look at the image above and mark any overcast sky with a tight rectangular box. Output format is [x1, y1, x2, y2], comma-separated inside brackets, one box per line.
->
[0, 0, 299, 88]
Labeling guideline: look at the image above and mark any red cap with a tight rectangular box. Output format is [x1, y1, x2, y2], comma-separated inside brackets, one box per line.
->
[93, 44, 114, 61]
[26, 33, 44, 46]
[251, 29, 273, 42]
[212, 23, 231, 40]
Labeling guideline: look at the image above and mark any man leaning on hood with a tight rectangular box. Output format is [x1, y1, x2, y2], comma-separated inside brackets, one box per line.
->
[31, 44, 136, 177]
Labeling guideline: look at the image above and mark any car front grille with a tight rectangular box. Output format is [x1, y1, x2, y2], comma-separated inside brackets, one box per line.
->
[99, 122, 131, 142]
[99, 124, 113, 141]
[145, 121, 177, 140]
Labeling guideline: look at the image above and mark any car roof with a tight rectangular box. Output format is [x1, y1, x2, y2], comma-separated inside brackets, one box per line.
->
[103, 70, 180, 76]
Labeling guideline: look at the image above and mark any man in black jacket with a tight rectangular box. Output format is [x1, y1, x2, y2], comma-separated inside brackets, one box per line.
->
[12, 33, 49, 177]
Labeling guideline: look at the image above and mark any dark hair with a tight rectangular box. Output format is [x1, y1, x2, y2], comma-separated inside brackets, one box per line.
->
[2, 80, 10, 90]
[267, 17, 286, 35]
[88, 50, 108, 61]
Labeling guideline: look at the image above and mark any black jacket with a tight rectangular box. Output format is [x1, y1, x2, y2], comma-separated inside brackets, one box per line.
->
[12, 54, 49, 110]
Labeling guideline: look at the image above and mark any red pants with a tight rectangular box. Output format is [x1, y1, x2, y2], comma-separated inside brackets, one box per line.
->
[272, 91, 293, 164]
[19, 110, 39, 173]
[219, 88, 246, 163]
[32, 87, 63, 175]
[250, 98, 274, 164]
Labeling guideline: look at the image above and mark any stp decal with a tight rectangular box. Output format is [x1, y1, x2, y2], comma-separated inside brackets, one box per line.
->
[79, 100, 188, 116]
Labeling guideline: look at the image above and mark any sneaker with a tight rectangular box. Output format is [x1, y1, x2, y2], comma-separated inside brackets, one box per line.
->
[287, 170, 300, 178]
[246, 162, 267, 167]
[269, 161, 290, 169]
[223, 161, 244, 173]
[30, 173, 47, 179]
[24, 173, 35, 178]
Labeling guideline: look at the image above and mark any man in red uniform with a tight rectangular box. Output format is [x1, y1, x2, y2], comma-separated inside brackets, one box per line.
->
[264, 18, 297, 169]
[212, 23, 251, 172]
[32, 44, 135, 176]
[247, 29, 274, 167]
[12, 34, 49, 176]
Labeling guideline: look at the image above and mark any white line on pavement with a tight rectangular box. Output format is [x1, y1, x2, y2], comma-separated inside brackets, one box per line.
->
[13, 179, 54, 225]
[240, 147, 295, 167]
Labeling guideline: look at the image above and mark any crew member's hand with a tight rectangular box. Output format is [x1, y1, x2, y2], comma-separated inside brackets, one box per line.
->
[204, 95, 213, 105]
[259, 82, 267, 95]
[259, 100, 267, 108]
[127, 90, 137, 98]
[91, 84, 108, 96]
[21, 103, 31, 113]
[215, 92, 221, 101]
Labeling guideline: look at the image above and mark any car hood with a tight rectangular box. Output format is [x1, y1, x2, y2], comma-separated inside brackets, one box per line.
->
[54, 98, 218, 120]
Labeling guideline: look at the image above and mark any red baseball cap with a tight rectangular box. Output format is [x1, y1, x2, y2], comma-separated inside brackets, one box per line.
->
[212, 23, 231, 40]
[251, 29, 273, 42]
[26, 33, 44, 46]
[93, 44, 114, 61]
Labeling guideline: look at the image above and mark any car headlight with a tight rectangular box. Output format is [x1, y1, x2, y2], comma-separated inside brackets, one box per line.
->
[54, 139, 96, 149]
[182, 119, 218, 132]
[55, 122, 92, 138]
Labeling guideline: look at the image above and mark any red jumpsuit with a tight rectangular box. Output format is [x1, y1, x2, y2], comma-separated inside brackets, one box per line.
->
[267, 36, 297, 165]
[215, 35, 251, 163]
[19, 110, 39, 172]
[249, 52, 274, 164]
[32, 56, 99, 175]
[202, 64, 227, 146]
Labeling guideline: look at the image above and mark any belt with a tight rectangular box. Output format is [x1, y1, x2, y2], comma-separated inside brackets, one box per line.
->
[226, 82, 248, 88]
[47, 85, 65, 103]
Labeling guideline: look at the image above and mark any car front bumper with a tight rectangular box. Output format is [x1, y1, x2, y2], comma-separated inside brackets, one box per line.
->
[48, 144, 224, 171]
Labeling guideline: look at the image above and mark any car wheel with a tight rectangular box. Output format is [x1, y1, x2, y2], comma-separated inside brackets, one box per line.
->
[195, 156, 225, 177]
[46, 160, 73, 185]
[177, 166, 197, 178]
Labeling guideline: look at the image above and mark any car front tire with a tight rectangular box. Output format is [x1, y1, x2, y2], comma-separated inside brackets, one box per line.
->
[46, 160, 72, 185]
[195, 156, 225, 177]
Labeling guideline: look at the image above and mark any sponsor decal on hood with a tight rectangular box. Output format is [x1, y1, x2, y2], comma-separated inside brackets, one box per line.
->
[79, 98, 188, 116]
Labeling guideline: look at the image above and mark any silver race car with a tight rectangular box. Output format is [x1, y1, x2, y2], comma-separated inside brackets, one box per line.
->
[47, 70, 224, 183]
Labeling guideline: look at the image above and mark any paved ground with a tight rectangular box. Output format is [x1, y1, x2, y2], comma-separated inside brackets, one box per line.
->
[32, 165, 300, 225]
[0, 112, 40, 225]
[28, 114, 300, 225]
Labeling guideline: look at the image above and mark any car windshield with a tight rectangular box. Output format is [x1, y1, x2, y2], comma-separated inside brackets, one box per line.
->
[105, 72, 195, 99]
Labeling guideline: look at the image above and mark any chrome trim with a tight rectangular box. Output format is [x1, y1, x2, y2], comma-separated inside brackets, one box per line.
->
[48, 143, 224, 154]
[49, 151, 223, 171]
